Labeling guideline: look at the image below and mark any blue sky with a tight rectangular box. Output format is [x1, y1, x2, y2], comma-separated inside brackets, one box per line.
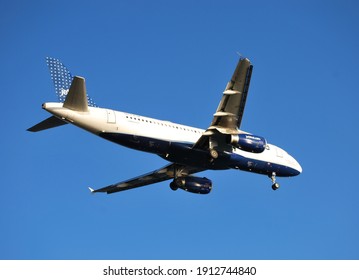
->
[1, 0, 358, 259]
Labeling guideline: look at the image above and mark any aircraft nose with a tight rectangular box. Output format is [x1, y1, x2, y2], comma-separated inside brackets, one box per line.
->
[296, 162, 303, 175]
[286, 153, 302, 176]
[292, 157, 302, 176]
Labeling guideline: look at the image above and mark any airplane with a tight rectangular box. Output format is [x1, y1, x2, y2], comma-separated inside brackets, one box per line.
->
[28, 57, 302, 195]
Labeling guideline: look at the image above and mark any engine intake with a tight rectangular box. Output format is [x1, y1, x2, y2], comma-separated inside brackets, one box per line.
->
[228, 134, 267, 153]
[170, 176, 212, 194]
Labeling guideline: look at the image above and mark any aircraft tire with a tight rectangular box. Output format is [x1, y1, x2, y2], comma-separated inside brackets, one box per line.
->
[272, 183, 280, 191]
[210, 149, 219, 159]
[170, 181, 178, 191]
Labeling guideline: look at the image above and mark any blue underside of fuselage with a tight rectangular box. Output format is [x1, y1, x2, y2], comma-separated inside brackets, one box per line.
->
[99, 132, 300, 177]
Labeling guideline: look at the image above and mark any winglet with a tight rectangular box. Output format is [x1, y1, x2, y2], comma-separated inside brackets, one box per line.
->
[88, 187, 95, 193]
[63, 76, 89, 112]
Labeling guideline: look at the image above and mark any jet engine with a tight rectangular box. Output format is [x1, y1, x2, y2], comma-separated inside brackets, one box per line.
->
[169, 176, 212, 194]
[227, 134, 267, 153]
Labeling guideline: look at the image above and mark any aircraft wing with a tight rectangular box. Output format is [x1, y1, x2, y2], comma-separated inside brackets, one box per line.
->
[90, 163, 205, 194]
[210, 57, 252, 133]
[193, 58, 253, 150]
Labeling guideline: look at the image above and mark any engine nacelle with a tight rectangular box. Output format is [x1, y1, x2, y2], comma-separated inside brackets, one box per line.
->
[228, 133, 267, 153]
[170, 176, 212, 194]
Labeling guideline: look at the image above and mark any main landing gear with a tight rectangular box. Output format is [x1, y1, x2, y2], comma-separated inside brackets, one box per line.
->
[209, 149, 219, 159]
[270, 172, 280, 191]
[170, 181, 178, 191]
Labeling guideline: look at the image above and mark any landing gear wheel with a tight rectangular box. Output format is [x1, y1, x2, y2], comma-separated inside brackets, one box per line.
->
[210, 149, 219, 159]
[269, 172, 280, 191]
[169, 181, 178, 191]
[272, 182, 280, 191]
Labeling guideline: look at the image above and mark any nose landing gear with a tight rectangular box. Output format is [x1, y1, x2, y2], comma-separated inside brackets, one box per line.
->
[270, 172, 280, 191]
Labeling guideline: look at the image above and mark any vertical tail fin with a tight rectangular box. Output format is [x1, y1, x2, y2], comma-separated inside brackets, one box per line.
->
[46, 57, 97, 107]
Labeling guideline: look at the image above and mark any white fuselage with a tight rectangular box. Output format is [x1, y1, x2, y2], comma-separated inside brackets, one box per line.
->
[43, 102, 302, 177]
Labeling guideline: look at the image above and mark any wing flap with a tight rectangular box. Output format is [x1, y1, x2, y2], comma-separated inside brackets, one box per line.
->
[91, 163, 205, 194]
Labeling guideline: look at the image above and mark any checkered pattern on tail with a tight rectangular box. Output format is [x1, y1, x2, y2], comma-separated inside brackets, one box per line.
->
[46, 57, 96, 107]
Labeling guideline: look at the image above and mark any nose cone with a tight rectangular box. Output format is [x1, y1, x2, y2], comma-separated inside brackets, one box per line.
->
[295, 161, 302, 175]
[290, 155, 302, 176]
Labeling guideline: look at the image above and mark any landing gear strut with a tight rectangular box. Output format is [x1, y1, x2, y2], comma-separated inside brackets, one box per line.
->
[270, 172, 280, 191]
[170, 165, 179, 191]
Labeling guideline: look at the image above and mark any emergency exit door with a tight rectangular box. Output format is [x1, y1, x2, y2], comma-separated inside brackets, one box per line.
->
[106, 110, 116, 123]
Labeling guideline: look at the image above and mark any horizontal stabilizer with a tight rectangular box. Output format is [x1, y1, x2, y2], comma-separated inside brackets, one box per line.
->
[27, 116, 67, 132]
[63, 76, 89, 112]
